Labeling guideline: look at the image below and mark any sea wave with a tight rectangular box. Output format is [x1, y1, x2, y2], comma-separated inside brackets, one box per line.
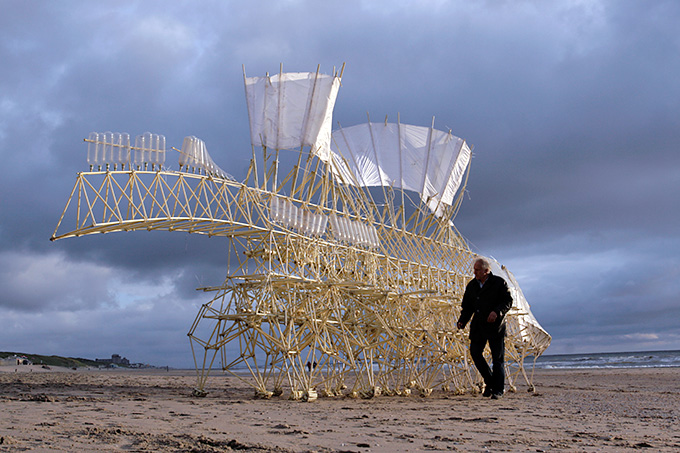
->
[534, 350, 680, 369]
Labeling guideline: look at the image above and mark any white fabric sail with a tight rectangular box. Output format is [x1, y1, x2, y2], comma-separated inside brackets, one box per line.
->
[486, 257, 552, 353]
[244, 71, 341, 158]
[330, 122, 472, 217]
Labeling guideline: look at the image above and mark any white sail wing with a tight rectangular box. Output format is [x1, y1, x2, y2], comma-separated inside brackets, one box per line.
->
[330, 122, 471, 217]
[244, 72, 341, 158]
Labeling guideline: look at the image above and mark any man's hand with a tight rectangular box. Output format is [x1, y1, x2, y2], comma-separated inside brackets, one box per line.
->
[487, 311, 498, 323]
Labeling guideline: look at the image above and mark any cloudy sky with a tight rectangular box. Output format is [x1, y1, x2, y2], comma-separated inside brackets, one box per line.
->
[2, 0, 679, 367]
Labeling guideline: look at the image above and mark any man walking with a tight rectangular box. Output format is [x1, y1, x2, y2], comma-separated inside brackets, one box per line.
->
[457, 257, 513, 399]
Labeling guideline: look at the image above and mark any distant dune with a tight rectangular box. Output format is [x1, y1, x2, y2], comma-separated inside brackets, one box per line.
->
[0, 352, 102, 369]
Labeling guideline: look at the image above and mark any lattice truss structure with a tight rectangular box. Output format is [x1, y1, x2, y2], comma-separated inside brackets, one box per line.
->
[52, 66, 551, 400]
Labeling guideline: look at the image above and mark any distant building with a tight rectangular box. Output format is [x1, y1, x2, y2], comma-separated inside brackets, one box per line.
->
[96, 354, 130, 366]
[0, 355, 32, 366]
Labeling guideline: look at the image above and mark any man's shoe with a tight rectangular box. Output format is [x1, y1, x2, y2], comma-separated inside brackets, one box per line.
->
[482, 387, 492, 397]
[491, 392, 503, 400]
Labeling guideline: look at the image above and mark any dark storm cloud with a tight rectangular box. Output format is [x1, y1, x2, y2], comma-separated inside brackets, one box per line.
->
[1, 0, 679, 365]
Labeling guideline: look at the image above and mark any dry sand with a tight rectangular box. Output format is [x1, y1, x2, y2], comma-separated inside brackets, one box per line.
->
[1, 365, 678, 452]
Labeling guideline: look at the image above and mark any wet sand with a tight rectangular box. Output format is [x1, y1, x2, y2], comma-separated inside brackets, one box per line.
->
[1, 365, 678, 451]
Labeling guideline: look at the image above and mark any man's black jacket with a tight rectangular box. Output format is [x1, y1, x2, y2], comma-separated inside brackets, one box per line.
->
[458, 272, 513, 342]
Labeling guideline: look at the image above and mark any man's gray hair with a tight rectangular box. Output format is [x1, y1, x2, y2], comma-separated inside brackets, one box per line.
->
[474, 257, 491, 270]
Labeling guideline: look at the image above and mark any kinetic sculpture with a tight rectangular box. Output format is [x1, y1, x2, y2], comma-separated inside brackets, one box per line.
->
[52, 66, 551, 400]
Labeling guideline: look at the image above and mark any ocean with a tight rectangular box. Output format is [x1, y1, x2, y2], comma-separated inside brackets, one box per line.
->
[219, 350, 680, 373]
[534, 349, 680, 369]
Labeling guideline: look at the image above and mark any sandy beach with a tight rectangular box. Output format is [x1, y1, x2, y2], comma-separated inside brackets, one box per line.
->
[1, 365, 678, 452]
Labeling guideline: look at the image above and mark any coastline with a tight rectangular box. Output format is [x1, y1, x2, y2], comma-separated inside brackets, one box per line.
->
[534, 349, 680, 369]
[1, 366, 678, 451]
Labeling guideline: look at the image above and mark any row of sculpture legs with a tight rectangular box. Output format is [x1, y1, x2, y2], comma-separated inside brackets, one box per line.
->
[188, 323, 539, 400]
[186, 287, 544, 399]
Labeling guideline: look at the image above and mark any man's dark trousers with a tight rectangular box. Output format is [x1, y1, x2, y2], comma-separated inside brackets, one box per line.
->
[470, 334, 505, 394]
